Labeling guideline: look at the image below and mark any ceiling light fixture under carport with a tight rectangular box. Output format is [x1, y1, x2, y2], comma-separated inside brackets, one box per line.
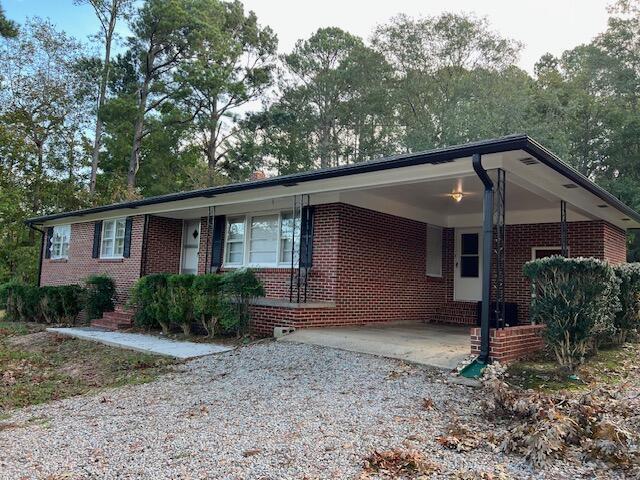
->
[449, 191, 464, 203]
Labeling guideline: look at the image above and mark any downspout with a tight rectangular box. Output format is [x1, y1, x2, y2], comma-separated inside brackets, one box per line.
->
[139, 214, 150, 277]
[472, 153, 493, 364]
[27, 223, 45, 287]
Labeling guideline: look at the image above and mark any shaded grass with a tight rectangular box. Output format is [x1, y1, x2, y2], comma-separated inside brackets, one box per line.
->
[506, 342, 639, 392]
[0, 321, 177, 411]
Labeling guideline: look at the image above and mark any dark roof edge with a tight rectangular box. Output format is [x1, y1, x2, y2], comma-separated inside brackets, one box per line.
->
[25, 134, 640, 225]
[522, 138, 640, 224]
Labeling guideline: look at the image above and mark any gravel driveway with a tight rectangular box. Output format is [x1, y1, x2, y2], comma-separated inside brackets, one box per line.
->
[0, 342, 617, 479]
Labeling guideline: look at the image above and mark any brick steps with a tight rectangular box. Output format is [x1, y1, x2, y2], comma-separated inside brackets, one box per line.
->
[91, 307, 134, 330]
[430, 302, 478, 326]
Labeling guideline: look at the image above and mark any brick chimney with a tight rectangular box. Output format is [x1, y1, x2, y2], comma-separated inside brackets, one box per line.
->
[249, 170, 267, 181]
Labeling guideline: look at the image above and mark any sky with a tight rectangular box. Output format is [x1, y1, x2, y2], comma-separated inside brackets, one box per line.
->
[3, 0, 612, 73]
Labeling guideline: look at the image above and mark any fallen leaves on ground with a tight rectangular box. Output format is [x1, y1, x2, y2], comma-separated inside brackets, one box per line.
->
[436, 422, 479, 452]
[361, 448, 441, 479]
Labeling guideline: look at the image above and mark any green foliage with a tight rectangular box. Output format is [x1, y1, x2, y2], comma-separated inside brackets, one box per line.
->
[128, 273, 170, 332]
[85, 274, 116, 320]
[2, 283, 85, 324]
[220, 268, 265, 336]
[166, 274, 195, 335]
[612, 263, 640, 344]
[128, 270, 264, 336]
[39, 285, 86, 324]
[523, 256, 621, 370]
[191, 274, 223, 336]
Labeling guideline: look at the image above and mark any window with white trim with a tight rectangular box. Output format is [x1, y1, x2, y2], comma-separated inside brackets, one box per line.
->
[224, 211, 300, 267]
[50, 225, 71, 259]
[101, 218, 126, 258]
[426, 225, 443, 277]
[224, 216, 246, 265]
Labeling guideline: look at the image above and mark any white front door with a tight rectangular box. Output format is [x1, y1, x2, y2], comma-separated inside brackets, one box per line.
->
[180, 219, 201, 274]
[454, 227, 482, 301]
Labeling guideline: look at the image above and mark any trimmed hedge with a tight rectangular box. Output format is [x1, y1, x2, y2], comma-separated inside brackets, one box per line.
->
[612, 263, 640, 344]
[129, 274, 171, 333]
[524, 256, 621, 370]
[128, 269, 264, 336]
[85, 275, 116, 320]
[2, 283, 86, 324]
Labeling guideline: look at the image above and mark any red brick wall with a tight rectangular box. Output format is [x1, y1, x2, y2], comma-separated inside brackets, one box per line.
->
[435, 220, 627, 325]
[502, 220, 626, 322]
[250, 203, 447, 332]
[470, 324, 545, 363]
[40, 216, 144, 302]
[142, 216, 182, 275]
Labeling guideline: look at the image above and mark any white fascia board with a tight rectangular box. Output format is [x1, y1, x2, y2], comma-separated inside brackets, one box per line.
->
[501, 158, 638, 229]
[42, 157, 482, 226]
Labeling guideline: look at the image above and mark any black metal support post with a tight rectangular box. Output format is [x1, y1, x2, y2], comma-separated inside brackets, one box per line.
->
[204, 206, 214, 273]
[494, 169, 506, 328]
[303, 194, 311, 303]
[289, 194, 299, 303]
[560, 200, 568, 257]
[473, 153, 494, 364]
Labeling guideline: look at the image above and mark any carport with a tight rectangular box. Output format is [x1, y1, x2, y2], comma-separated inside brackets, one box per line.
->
[279, 321, 470, 369]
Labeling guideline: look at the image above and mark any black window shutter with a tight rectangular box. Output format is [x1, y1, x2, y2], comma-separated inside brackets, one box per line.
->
[123, 217, 133, 258]
[211, 215, 226, 270]
[299, 206, 315, 268]
[92, 221, 103, 258]
[44, 227, 54, 259]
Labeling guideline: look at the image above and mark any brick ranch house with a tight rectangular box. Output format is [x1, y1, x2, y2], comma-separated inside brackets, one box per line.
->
[26, 135, 640, 363]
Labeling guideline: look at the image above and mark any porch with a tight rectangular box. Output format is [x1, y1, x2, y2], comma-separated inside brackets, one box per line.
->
[278, 321, 470, 369]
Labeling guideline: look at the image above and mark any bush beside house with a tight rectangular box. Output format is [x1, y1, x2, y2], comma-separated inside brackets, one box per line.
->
[0, 276, 116, 325]
[128, 268, 265, 337]
[524, 256, 640, 370]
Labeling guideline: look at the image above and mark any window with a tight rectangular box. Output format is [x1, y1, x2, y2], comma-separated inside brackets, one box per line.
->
[532, 247, 563, 260]
[225, 216, 246, 265]
[460, 233, 479, 278]
[426, 225, 442, 277]
[224, 211, 300, 267]
[50, 225, 71, 259]
[279, 212, 298, 264]
[101, 218, 126, 258]
[249, 214, 279, 263]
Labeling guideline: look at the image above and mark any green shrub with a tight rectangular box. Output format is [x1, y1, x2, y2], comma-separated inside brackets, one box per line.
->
[5, 283, 42, 322]
[0, 280, 19, 310]
[220, 268, 265, 336]
[85, 275, 116, 320]
[129, 274, 171, 333]
[523, 256, 620, 371]
[167, 274, 195, 335]
[2, 283, 85, 324]
[39, 285, 86, 324]
[192, 274, 223, 336]
[612, 263, 640, 344]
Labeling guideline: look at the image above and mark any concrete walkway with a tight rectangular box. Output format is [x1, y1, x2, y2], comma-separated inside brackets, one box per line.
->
[279, 322, 471, 369]
[47, 327, 234, 359]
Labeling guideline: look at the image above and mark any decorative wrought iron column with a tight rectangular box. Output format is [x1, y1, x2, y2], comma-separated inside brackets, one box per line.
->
[289, 194, 301, 302]
[494, 169, 506, 328]
[560, 200, 568, 257]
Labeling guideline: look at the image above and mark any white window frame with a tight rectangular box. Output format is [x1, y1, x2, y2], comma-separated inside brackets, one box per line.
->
[50, 224, 71, 259]
[224, 216, 247, 267]
[100, 217, 127, 259]
[531, 246, 566, 260]
[426, 224, 443, 277]
[223, 210, 300, 268]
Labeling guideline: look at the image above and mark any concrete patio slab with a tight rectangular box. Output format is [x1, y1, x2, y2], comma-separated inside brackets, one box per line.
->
[279, 321, 471, 369]
[47, 327, 234, 359]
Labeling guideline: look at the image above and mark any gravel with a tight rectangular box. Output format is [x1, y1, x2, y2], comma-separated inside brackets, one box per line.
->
[0, 342, 622, 479]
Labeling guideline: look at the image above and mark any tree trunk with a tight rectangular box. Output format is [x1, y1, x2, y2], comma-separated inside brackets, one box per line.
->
[89, 2, 117, 196]
[206, 101, 218, 183]
[127, 78, 150, 196]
